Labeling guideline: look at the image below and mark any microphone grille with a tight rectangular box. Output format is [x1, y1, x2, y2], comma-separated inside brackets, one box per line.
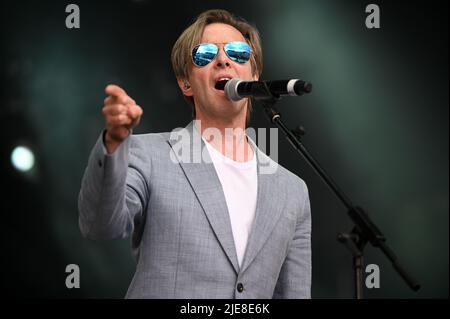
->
[224, 78, 242, 102]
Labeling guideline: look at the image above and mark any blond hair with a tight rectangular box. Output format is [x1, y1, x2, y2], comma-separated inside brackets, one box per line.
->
[171, 9, 263, 124]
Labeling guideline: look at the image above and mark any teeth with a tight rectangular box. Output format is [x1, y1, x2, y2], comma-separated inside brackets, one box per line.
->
[218, 77, 231, 81]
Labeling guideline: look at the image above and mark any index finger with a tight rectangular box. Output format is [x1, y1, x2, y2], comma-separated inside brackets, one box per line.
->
[105, 84, 127, 98]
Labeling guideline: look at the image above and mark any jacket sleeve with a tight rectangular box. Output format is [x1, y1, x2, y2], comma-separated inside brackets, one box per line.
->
[273, 180, 312, 299]
[78, 132, 150, 241]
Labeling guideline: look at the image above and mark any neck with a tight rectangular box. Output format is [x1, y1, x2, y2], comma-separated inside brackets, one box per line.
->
[194, 112, 253, 163]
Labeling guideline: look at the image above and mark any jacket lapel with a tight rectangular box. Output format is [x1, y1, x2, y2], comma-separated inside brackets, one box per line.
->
[167, 121, 240, 274]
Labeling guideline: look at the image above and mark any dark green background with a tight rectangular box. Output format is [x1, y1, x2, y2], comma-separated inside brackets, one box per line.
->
[1, 0, 448, 298]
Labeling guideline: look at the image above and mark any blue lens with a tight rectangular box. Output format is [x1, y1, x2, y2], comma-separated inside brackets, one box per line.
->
[224, 41, 251, 64]
[192, 43, 218, 67]
[191, 42, 251, 67]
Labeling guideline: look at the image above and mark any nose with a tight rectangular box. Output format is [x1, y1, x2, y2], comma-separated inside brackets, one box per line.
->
[215, 47, 231, 68]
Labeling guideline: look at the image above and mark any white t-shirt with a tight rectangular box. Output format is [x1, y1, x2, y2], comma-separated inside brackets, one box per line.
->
[203, 138, 258, 268]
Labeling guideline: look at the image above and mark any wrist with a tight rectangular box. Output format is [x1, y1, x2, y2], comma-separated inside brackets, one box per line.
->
[103, 130, 121, 154]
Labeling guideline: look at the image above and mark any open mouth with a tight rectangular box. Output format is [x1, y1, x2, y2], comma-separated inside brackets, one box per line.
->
[214, 77, 231, 91]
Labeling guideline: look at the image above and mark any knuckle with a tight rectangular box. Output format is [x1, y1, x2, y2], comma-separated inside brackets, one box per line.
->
[113, 104, 126, 115]
[114, 104, 123, 113]
[117, 114, 125, 122]
[122, 115, 132, 124]
[119, 95, 128, 104]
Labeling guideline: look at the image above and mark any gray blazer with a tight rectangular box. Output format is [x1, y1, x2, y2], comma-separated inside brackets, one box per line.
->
[78, 121, 311, 298]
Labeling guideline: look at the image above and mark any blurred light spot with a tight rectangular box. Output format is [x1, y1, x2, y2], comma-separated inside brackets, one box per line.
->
[11, 146, 35, 172]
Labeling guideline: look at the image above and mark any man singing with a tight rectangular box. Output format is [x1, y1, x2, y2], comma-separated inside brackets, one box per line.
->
[78, 9, 311, 298]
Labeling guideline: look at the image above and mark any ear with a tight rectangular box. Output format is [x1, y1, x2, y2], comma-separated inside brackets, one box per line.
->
[176, 77, 193, 97]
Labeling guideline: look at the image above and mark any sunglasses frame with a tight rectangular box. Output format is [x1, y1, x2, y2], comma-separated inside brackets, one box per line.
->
[191, 41, 253, 67]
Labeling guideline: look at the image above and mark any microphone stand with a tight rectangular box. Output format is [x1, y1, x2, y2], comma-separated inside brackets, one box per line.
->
[254, 90, 421, 298]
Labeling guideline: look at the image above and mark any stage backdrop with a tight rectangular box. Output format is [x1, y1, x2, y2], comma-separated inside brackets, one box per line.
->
[1, 0, 448, 298]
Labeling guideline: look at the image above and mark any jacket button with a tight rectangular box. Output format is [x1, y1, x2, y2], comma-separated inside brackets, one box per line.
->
[98, 159, 102, 167]
[236, 283, 244, 293]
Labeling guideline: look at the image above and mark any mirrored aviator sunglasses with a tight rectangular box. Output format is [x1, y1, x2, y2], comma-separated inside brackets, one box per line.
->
[191, 41, 252, 67]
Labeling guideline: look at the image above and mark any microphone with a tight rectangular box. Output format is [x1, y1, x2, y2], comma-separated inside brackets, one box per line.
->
[225, 78, 312, 101]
